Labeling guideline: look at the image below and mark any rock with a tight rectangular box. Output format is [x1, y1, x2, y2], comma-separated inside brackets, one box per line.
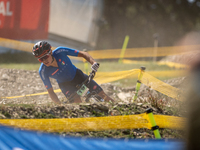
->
[136, 103, 143, 106]
[0, 113, 6, 119]
[117, 92, 132, 101]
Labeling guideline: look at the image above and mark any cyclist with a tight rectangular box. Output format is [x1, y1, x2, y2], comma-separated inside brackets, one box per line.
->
[32, 41, 114, 104]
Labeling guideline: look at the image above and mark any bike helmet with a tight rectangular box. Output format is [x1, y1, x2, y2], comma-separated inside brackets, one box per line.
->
[32, 41, 51, 58]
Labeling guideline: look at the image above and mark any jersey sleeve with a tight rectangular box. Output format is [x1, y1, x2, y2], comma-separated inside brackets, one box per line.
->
[54, 47, 79, 57]
[39, 66, 52, 89]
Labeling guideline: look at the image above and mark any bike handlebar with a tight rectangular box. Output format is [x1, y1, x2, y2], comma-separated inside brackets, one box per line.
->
[88, 63, 99, 83]
[77, 63, 99, 88]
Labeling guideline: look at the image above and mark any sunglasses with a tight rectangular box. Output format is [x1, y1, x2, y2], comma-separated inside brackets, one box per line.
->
[38, 52, 51, 62]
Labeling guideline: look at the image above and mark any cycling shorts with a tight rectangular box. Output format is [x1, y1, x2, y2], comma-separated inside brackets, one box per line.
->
[58, 68, 103, 98]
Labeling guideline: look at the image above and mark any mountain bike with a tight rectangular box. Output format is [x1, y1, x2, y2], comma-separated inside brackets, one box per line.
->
[63, 68, 104, 103]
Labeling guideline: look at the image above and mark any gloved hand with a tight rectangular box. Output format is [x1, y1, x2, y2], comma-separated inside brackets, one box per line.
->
[91, 62, 99, 72]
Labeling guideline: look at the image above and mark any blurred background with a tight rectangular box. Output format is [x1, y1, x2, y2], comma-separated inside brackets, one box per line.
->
[1, 0, 200, 51]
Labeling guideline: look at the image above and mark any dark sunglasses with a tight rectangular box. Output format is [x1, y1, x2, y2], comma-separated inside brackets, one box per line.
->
[38, 53, 51, 62]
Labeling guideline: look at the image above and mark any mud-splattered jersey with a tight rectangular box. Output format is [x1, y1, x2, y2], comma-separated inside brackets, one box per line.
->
[39, 46, 79, 89]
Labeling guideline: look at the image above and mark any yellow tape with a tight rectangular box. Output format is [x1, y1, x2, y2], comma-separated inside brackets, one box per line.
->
[147, 70, 187, 78]
[88, 46, 200, 59]
[3, 89, 61, 99]
[123, 59, 189, 69]
[94, 69, 140, 84]
[1, 69, 187, 100]
[0, 37, 82, 61]
[141, 72, 184, 101]
[158, 61, 189, 69]
[0, 114, 185, 132]
[0, 37, 199, 59]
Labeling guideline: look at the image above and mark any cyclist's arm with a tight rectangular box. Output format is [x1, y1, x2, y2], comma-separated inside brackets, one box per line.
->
[58, 47, 96, 64]
[78, 51, 96, 65]
[47, 88, 61, 105]
[39, 67, 61, 105]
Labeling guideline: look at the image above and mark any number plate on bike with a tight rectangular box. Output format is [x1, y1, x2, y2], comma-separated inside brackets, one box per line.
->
[77, 84, 88, 96]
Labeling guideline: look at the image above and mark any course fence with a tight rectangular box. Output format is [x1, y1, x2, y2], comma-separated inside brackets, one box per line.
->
[0, 113, 185, 133]
[0, 37, 198, 60]
[122, 59, 189, 69]
[0, 37, 187, 135]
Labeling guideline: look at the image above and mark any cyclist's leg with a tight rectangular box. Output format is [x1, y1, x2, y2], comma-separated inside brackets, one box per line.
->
[87, 78, 115, 102]
[58, 69, 89, 103]
[68, 93, 82, 103]
[58, 82, 81, 103]
[97, 90, 115, 102]
[73, 68, 115, 102]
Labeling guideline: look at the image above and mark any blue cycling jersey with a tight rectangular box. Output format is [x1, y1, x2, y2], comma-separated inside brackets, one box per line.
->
[39, 46, 79, 89]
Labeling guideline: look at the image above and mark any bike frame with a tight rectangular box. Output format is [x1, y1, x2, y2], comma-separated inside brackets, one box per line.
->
[76, 71, 95, 97]
[64, 70, 101, 103]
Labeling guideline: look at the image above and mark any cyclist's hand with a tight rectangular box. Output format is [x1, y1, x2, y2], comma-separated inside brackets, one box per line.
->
[91, 62, 99, 72]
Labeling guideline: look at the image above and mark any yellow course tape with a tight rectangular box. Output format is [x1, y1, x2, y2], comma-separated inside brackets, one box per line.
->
[88, 45, 200, 59]
[158, 61, 189, 69]
[94, 69, 140, 84]
[122, 59, 189, 69]
[0, 114, 185, 132]
[3, 89, 61, 99]
[0, 37, 199, 59]
[0, 37, 82, 61]
[141, 72, 184, 101]
[1, 69, 187, 100]
[147, 70, 187, 78]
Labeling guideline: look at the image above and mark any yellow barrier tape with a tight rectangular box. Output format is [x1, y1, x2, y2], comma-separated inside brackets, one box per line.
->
[141, 72, 184, 101]
[88, 45, 200, 59]
[0, 37, 34, 52]
[154, 115, 185, 130]
[147, 70, 187, 78]
[122, 59, 149, 64]
[0, 37, 199, 59]
[158, 61, 189, 69]
[0, 114, 185, 132]
[94, 69, 140, 84]
[123, 59, 189, 69]
[3, 89, 61, 99]
[2, 69, 187, 100]
[0, 37, 82, 61]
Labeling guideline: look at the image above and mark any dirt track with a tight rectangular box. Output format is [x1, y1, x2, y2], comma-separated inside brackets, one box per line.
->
[0, 68, 135, 105]
[0, 68, 61, 104]
[0, 66, 188, 106]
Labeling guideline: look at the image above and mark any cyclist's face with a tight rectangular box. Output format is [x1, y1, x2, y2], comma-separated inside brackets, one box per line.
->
[38, 52, 53, 66]
[38, 53, 50, 62]
[42, 55, 53, 66]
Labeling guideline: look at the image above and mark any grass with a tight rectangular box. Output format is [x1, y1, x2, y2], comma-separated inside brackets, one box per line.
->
[0, 61, 174, 72]
[74, 61, 175, 72]
[0, 51, 174, 71]
[0, 61, 180, 88]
